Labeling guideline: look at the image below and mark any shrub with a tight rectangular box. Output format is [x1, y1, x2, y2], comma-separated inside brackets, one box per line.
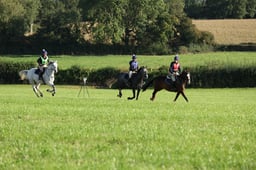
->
[0, 61, 35, 84]
[2, 61, 255, 88]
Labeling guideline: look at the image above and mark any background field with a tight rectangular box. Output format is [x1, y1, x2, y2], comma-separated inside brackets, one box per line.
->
[1, 52, 256, 70]
[193, 19, 256, 45]
[0, 85, 255, 169]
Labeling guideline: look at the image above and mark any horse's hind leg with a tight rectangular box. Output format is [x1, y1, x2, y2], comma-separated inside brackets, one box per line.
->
[181, 91, 189, 102]
[117, 88, 122, 98]
[33, 85, 43, 97]
[33, 86, 40, 97]
[150, 90, 158, 101]
[37, 85, 43, 97]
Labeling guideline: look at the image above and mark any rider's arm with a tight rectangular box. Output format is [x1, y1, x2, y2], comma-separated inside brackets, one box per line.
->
[178, 64, 181, 73]
[169, 62, 174, 73]
[37, 58, 41, 65]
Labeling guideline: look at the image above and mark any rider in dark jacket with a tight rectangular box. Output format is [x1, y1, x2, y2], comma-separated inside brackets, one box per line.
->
[128, 54, 139, 84]
[167, 55, 181, 82]
[37, 49, 49, 80]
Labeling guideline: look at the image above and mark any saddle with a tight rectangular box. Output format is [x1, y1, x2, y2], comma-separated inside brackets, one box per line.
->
[35, 69, 40, 75]
[125, 73, 137, 87]
[35, 68, 46, 75]
[165, 77, 176, 88]
[35, 68, 46, 83]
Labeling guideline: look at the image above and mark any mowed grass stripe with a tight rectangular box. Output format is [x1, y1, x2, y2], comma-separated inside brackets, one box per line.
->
[0, 85, 255, 169]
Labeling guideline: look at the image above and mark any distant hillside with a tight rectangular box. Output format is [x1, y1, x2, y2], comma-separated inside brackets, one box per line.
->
[193, 19, 256, 45]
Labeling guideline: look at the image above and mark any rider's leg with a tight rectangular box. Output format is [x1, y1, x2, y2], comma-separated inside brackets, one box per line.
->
[171, 74, 175, 82]
[128, 71, 132, 79]
[38, 67, 44, 80]
[128, 71, 133, 85]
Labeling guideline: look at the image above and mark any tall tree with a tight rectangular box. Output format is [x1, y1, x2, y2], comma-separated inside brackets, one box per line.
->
[226, 0, 247, 18]
[37, 0, 82, 42]
[20, 0, 41, 35]
[184, 0, 206, 18]
[81, 0, 176, 50]
[0, 0, 26, 42]
[246, 0, 256, 18]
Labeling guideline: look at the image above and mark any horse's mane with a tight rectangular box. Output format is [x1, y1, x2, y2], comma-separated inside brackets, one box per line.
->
[138, 66, 145, 71]
[48, 61, 54, 65]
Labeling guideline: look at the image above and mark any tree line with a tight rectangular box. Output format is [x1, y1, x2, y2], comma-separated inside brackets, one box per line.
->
[0, 0, 254, 55]
[185, 0, 256, 19]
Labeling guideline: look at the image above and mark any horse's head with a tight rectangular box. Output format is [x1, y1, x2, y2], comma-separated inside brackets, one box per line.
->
[48, 61, 58, 73]
[180, 70, 191, 85]
[139, 66, 148, 80]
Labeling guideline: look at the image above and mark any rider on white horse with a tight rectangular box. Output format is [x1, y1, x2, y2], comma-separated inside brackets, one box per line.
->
[37, 49, 49, 80]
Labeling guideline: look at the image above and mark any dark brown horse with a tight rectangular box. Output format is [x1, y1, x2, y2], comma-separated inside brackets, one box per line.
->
[142, 70, 191, 102]
[117, 66, 148, 100]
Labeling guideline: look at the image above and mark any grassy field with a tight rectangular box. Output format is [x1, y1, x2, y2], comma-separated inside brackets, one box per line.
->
[1, 52, 256, 70]
[0, 85, 255, 169]
[193, 19, 256, 45]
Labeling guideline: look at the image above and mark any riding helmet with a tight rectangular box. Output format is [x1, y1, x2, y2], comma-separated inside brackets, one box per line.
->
[42, 49, 48, 55]
[132, 54, 136, 59]
[174, 55, 179, 61]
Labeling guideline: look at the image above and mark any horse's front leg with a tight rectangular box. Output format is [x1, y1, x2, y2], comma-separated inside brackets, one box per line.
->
[136, 88, 141, 100]
[128, 88, 135, 100]
[46, 85, 56, 96]
[174, 92, 180, 102]
[51, 85, 56, 96]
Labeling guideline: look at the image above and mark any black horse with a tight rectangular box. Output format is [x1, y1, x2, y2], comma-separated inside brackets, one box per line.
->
[142, 70, 191, 102]
[117, 66, 148, 100]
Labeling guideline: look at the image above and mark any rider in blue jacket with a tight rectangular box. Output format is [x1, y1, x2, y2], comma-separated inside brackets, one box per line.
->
[128, 54, 139, 84]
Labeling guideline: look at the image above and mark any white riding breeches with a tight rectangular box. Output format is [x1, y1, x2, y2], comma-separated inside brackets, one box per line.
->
[129, 71, 136, 79]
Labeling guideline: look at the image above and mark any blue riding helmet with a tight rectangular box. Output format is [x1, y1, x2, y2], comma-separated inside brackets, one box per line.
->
[132, 54, 136, 59]
[174, 55, 179, 61]
[42, 49, 47, 55]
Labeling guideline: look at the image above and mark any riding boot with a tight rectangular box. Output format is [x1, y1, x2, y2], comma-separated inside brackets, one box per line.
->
[39, 71, 43, 80]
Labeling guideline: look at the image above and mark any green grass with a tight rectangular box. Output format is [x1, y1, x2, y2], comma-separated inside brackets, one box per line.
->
[0, 85, 255, 169]
[1, 52, 256, 70]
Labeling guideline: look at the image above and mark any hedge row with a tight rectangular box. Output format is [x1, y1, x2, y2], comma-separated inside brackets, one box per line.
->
[1, 61, 255, 88]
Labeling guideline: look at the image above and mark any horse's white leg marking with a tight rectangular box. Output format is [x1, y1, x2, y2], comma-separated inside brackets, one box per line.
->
[36, 83, 43, 97]
[32, 85, 40, 97]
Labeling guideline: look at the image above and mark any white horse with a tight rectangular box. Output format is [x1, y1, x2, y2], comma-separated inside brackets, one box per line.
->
[19, 61, 58, 97]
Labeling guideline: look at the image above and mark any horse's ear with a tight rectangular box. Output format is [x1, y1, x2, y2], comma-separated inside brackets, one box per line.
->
[183, 68, 189, 73]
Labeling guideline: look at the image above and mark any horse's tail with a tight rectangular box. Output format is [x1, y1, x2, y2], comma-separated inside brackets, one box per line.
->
[142, 78, 154, 92]
[19, 70, 28, 80]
